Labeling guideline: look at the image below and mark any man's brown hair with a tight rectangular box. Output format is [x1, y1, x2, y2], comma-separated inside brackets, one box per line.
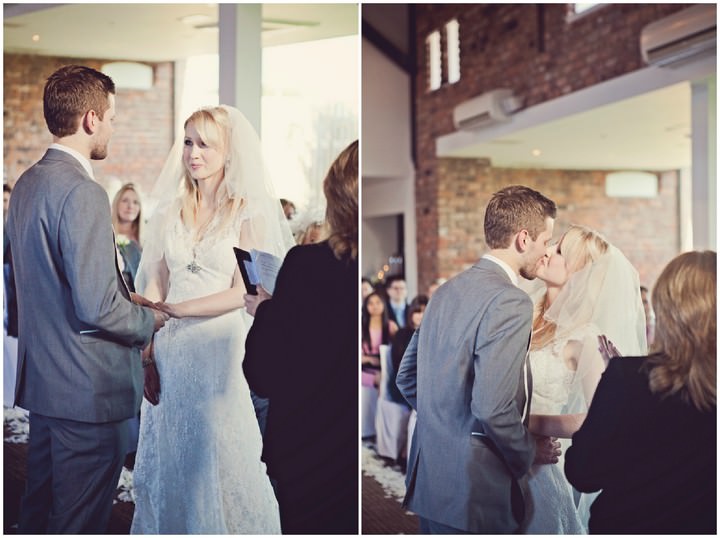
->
[483, 185, 557, 249]
[43, 65, 115, 138]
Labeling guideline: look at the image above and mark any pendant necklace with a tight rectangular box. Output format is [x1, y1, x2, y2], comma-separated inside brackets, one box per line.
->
[187, 244, 201, 273]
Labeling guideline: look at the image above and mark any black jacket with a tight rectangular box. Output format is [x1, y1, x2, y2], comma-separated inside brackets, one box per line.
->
[565, 355, 716, 534]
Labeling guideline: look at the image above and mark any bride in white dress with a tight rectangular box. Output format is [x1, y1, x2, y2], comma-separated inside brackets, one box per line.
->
[130, 106, 294, 534]
[521, 224, 646, 533]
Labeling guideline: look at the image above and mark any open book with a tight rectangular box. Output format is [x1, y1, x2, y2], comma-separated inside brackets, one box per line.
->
[233, 247, 283, 295]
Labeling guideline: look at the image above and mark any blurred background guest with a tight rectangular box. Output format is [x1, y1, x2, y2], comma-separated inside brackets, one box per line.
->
[110, 183, 142, 292]
[385, 276, 409, 328]
[244, 140, 359, 534]
[361, 277, 374, 300]
[390, 294, 428, 406]
[280, 198, 296, 220]
[565, 250, 716, 534]
[362, 291, 398, 380]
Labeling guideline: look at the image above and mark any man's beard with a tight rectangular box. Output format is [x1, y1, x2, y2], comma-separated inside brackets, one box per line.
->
[519, 257, 542, 280]
[90, 140, 109, 160]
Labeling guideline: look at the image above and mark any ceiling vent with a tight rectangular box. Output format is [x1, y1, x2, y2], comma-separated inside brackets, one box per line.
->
[453, 89, 523, 131]
[640, 4, 716, 68]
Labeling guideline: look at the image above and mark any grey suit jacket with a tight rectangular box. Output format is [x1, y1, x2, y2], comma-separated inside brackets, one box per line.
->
[6, 149, 155, 423]
[396, 257, 536, 533]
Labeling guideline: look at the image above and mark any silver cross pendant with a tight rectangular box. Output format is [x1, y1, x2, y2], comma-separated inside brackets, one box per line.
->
[186, 260, 201, 273]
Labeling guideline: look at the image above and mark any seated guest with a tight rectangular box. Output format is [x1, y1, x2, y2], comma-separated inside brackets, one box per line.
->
[385, 276, 409, 328]
[390, 295, 429, 406]
[362, 290, 398, 384]
[243, 141, 359, 534]
[565, 250, 716, 534]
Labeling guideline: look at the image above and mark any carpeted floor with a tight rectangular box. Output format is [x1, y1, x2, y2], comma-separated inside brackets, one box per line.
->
[361, 442, 419, 534]
[3, 414, 134, 534]
[5, 413, 420, 535]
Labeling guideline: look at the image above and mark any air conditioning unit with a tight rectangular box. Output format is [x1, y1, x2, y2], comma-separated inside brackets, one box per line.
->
[453, 89, 523, 131]
[640, 4, 716, 68]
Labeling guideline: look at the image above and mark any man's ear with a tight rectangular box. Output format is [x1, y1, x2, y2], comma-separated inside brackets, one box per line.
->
[82, 110, 98, 135]
[515, 229, 530, 253]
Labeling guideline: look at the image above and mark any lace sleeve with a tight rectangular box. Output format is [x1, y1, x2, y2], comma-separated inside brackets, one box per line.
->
[135, 201, 176, 301]
[564, 325, 606, 414]
[235, 202, 295, 260]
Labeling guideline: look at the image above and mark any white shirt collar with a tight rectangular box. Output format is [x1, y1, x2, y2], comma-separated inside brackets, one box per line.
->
[482, 254, 519, 287]
[49, 143, 94, 179]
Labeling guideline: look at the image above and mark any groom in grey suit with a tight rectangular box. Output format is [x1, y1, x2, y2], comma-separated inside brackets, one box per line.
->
[397, 185, 560, 533]
[6, 65, 168, 533]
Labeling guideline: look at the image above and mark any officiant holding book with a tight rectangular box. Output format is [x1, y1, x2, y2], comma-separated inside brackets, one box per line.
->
[244, 140, 359, 534]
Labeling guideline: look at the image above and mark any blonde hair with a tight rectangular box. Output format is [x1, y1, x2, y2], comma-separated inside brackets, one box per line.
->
[111, 183, 141, 242]
[180, 107, 244, 234]
[324, 140, 358, 261]
[647, 250, 716, 411]
[531, 224, 609, 350]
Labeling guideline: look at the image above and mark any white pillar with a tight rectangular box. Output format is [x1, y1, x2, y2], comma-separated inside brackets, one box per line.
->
[690, 77, 716, 250]
[218, 4, 262, 134]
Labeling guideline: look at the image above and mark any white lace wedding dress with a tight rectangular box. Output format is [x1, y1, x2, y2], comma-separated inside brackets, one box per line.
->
[130, 212, 281, 534]
[522, 330, 589, 534]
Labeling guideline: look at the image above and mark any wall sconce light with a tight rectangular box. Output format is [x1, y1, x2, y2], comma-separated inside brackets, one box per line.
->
[605, 171, 658, 198]
[101, 62, 153, 90]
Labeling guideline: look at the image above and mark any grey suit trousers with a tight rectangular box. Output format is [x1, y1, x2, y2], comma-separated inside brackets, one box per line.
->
[19, 413, 129, 534]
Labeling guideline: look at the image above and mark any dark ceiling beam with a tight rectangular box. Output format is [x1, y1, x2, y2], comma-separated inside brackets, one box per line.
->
[362, 18, 412, 74]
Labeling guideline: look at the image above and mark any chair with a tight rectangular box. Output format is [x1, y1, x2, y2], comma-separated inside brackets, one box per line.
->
[374, 344, 411, 460]
[361, 370, 378, 438]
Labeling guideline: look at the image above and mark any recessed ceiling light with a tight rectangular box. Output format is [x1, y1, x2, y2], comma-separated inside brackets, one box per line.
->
[31, 34, 40, 42]
[531, 149, 541, 157]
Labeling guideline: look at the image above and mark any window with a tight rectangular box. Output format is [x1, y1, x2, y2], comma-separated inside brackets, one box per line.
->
[567, 3, 604, 22]
[446, 19, 460, 84]
[573, 3, 599, 14]
[426, 30, 441, 91]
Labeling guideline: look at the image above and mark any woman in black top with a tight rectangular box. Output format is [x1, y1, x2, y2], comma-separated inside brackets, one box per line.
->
[243, 141, 359, 534]
[565, 250, 716, 534]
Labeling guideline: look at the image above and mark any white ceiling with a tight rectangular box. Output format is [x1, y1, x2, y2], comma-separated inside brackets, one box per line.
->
[447, 82, 692, 172]
[3, 3, 358, 62]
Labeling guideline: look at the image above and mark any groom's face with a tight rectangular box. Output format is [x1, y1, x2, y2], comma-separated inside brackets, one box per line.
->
[90, 94, 116, 161]
[519, 217, 555, 280]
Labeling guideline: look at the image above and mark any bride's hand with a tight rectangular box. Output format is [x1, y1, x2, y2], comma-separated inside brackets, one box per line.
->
[598, 335, 621, 362]
[154, 301, 184, 319]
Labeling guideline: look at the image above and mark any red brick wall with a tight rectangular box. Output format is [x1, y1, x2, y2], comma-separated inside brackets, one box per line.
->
[413, 4, 687, 291]
[434, 159, 679, 291]
[3, 54, 174, 196]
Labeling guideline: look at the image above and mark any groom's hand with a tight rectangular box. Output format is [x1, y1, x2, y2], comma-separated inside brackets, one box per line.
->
[130, 292, 154, 308]
[533, 435, 561, 465]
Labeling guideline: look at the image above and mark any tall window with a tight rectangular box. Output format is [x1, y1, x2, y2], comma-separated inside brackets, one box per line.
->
[573, 3, 599, 14]
[427, 30, 441, 91]
[446, 19, 460, 84]
[567, 3, 603, 21]
[176, 36, 358, 215]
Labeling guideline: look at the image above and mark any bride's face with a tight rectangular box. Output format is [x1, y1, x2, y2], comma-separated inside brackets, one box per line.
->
[183, 122, 225, 183]
[537, 236, 570, 287]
